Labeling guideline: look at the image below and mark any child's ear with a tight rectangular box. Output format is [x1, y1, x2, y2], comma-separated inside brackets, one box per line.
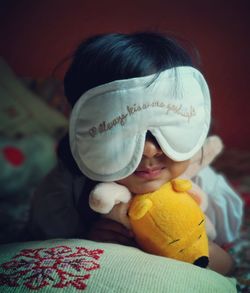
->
[180, 135, 223, 179]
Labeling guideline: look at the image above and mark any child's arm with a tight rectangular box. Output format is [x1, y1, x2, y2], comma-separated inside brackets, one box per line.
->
[86, 218, 135, 246]
[192, 166, 243, 244]
[29, 161, 91, 239]
[190, 166, 241, 275]
[208, 241, 235, 276]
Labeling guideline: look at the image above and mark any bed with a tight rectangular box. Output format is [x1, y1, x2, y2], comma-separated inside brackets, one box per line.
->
[0, 58, 249, 292]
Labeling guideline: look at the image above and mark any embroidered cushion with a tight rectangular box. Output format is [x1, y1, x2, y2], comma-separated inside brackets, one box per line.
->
[0, 239, 236, 292]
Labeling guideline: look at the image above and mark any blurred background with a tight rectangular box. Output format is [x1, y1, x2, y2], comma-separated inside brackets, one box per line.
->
[0, 0, 250, 149]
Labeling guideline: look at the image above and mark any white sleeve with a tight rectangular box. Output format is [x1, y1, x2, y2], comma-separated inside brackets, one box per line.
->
[192, 166, 244, 245]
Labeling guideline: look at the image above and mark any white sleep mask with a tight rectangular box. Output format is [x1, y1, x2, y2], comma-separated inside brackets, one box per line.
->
[69, 66, 211, 181]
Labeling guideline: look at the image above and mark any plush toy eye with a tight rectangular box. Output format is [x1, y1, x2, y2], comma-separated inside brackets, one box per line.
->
[198, 219, 205, 225]
[198, 234, 202, 239]
[179, 249, 185, 253]
[168, 239, 180, 245]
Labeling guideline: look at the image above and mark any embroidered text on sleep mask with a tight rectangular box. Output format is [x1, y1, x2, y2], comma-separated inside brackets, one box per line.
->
[69, 66, 211, 181]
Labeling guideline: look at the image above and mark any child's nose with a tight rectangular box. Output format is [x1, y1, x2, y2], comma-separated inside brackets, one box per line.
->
[143, 139, 163, 158]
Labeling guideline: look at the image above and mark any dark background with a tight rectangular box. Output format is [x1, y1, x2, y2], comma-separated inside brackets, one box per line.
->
[1, 0, 249, 149]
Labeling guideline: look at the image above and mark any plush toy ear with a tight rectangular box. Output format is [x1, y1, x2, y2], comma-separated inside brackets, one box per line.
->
[129, 198, 153, 220]
[171, 179, 192, 192]
[181, 135, 223, 179]
[172, 179, 206, 210]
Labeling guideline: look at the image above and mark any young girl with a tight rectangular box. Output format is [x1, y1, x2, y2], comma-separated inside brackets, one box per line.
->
[29, 31, 243, 276]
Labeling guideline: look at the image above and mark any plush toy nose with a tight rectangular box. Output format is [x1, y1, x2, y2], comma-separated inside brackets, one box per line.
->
[193, 256, 209, 268]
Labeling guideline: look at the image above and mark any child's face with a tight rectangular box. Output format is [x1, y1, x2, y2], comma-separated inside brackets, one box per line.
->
[116, 134, 190, 194]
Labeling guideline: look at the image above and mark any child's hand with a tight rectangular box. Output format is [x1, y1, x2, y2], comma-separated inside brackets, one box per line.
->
[87, 218, 136, 246]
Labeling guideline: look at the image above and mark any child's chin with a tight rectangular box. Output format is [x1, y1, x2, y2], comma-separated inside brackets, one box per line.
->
[133, 180, 166, 195]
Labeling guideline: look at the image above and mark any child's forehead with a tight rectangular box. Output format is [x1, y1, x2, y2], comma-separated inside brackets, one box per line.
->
[69, 66, 211, 182]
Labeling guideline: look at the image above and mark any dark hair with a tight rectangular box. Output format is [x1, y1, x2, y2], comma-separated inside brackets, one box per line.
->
[59, 31, 197, 174]
[64, 31, 195, 107]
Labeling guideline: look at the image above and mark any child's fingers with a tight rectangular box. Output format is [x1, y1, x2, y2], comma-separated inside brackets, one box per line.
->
[87, 218, 135, 245]
[91, 230, 135, 246]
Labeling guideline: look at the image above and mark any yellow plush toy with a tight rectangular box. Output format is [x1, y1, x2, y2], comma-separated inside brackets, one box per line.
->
[128, 179, 209, 267]
[89, 179, 209, 267]
[89, 136, 223, 267]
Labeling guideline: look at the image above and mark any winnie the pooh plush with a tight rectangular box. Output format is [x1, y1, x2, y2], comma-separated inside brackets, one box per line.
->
[128, 178, 209, 267]
[89, 136, 223, 267]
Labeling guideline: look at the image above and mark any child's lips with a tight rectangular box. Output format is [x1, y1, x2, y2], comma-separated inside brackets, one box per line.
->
[134, 167, 165, 179]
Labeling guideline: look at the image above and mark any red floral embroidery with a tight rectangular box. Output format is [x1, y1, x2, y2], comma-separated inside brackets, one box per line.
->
[2, 146, 25, 166]
[0, 245, 104, 290]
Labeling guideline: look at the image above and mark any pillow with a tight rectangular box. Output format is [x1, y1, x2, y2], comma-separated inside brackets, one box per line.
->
[0, 58, 68, 139]
[0, 239, 237, 292]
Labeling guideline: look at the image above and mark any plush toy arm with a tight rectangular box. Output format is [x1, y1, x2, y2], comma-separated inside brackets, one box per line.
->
[89, 182, 131, 214]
